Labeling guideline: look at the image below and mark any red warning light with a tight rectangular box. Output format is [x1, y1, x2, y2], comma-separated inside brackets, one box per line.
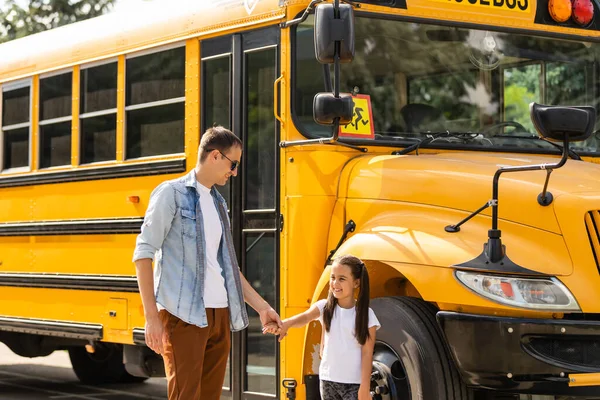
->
[549, 0, 572, 22]
[572, 0, 594, 26]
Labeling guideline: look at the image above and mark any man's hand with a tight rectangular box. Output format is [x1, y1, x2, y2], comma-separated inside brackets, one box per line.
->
[145, 314, 166, 355]
[262, 322, 281, 337]
[258, 307, 283, 331]
[263, 320, 290, 342]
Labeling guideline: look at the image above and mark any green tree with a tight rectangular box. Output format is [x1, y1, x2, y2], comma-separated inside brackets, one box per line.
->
[0, 0, 115, 43]
[503, 64, 541, 133]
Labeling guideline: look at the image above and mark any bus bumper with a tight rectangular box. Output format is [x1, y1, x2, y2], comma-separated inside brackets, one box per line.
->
[436, 311, 600, 395]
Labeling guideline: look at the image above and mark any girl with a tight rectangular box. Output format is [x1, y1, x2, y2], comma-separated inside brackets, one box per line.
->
[263, 254, 380, 400]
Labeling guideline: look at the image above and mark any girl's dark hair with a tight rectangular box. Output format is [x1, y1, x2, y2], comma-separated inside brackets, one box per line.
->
[322, 254, 371, 345]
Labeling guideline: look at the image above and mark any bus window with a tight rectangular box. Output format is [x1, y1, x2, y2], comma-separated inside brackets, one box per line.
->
[202, 37, 233, 207]
[1, 83, 30, 171]
[294, 17, 600, 154]
[203, 56, 231, 131]
[125, 46, 185, 159]
[503, 63, 541, 133]
[501, 61, 593, 135]
[546, 61, 591, 106]
[80, 62, 117, 164]
[39, 72, 72, 169]
[408, 70, 481, 132]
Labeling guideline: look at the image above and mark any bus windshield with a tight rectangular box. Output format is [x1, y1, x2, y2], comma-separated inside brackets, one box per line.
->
[294, 15, 600, 154]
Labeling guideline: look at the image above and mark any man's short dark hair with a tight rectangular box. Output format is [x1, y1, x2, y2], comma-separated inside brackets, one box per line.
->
[199, 126, 242, 162]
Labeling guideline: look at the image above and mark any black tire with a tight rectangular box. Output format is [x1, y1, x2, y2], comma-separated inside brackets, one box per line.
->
[68, 344, 148, 385]
[371, 296, 473, 400]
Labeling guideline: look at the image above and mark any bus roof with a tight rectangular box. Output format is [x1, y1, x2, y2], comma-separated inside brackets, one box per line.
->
[0, 0, 287, 83]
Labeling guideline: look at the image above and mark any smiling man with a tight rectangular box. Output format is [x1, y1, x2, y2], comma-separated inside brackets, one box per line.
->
[133, 126, 282, 400]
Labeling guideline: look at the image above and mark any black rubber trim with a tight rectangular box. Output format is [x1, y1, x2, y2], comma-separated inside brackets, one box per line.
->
[0, 273, 139, 292]
[0, 316, 103, 340]
[133, 328, 146, 345]
[304, 374, 321, 400]
[0, 158, 186, 188]
[0, 217, 144, 237]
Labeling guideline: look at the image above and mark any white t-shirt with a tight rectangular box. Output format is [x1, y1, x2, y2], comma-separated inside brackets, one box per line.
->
[197, 182, 228, 308]
[314, 299, 380, 384]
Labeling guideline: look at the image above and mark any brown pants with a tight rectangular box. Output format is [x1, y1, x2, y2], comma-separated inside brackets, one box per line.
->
[159, 308, 230, 400]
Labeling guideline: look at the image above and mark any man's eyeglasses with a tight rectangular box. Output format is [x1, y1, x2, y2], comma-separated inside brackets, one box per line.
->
[206, 148, 240, 171]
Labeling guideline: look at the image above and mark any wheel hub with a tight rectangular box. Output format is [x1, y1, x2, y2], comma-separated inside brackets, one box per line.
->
[371, 344, 408, 400]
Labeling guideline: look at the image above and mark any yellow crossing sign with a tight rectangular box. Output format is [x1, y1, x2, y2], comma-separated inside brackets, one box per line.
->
[339, 94, 375, 139]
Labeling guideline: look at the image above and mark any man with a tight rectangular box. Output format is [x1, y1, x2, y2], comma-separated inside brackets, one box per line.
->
[133, 126, 282, 400]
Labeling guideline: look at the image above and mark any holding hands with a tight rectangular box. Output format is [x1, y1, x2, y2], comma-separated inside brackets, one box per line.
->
[262, 320, 290, 341]
[261, 301, 320, 342]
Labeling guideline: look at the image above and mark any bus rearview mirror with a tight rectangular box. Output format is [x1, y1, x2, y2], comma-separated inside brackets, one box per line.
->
[314, 3, 355, 64]
[530, 102, 595, 142]
[313, 93, 354, 126]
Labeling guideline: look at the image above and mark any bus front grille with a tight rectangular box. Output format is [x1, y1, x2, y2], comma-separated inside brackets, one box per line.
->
[584, 211, 600, 274]
[524, 336, 600, 370]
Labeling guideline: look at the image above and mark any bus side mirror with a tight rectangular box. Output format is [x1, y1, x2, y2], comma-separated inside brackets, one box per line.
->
[530, 102, 596, 142]
[314, 3, 355, 64]
[313, 93, 354, 125]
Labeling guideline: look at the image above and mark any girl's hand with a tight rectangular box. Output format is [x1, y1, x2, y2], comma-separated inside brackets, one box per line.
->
[262, 320, 291, 341]
[358, 384, 371, 400]
[262, 322, 280, 335]
[276, 320, 290, 341]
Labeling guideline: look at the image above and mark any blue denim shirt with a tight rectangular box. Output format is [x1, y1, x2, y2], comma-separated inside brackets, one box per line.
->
[132, 170, 249, 331]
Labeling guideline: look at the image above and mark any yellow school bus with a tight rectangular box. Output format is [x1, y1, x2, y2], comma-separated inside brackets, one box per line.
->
[3, 0, 600, 398]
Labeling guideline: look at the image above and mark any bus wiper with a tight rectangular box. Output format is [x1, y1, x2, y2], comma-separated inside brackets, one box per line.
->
[392, 131, 489, 155]
[491, 134, 582, 160]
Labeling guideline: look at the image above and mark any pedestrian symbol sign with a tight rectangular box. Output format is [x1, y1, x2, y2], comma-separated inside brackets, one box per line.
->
[339, 94, 375, 139]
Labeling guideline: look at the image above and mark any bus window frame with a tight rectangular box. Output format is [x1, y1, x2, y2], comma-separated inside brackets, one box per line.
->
[0, 78, 33, 175]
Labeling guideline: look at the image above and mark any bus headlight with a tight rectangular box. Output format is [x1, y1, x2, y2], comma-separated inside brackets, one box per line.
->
[455, 271, 580, 311]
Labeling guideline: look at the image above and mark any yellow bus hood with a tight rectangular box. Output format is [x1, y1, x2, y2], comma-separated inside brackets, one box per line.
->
[345, 151, 600, 235]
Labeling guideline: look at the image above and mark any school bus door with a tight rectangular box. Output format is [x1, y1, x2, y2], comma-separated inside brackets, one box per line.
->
[200, 26, 281, 400]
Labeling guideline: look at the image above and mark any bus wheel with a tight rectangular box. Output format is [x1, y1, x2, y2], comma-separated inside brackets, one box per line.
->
[370, 296, 473, 400]
[68, 343, 148, 384]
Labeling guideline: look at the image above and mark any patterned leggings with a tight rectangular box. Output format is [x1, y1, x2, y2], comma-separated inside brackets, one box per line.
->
[319, 380, 361, 400]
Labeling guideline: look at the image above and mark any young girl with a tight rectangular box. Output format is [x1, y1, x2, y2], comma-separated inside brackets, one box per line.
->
[263, 254, 380, 400]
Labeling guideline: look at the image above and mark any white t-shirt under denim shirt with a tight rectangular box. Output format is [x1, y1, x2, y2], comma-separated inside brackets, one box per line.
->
[197, 182, 228, 308]
[314, 299, 381, 384]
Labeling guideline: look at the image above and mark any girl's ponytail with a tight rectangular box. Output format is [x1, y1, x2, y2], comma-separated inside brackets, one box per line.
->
[355, 261, 370, 345]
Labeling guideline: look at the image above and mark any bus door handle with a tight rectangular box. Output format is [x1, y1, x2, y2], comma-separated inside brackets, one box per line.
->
[274, 73, 284, 124]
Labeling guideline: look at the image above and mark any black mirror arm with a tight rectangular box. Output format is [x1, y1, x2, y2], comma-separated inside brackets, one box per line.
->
[280, 0, 325, 28]
[491, 135, 569, 225]
[446, 136, 569, 233]
[326, 219, 356, 265]
[323, 64, 332, 93]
